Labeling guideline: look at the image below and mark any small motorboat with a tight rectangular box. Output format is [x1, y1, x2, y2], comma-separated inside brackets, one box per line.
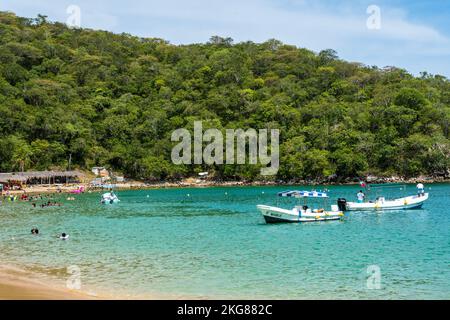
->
[339, 194, 428, 211]
[101, 192, 120, 205]
[257, 190, 344, 224]
[337, 183, 429, 212]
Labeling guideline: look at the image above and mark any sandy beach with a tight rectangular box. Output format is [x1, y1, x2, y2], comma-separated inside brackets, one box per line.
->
[0, 265, 192, 300]
[0, 265, 96, 300]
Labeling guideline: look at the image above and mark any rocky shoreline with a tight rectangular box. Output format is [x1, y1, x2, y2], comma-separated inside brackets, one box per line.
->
[140, 175, 450, 189]
[4, 175, 448, 196]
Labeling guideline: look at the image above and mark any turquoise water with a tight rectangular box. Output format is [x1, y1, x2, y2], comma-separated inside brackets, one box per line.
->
[0, 184, 449, 299]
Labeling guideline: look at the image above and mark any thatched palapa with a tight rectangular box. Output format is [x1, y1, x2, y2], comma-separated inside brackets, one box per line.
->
[0, 171, 84, 186]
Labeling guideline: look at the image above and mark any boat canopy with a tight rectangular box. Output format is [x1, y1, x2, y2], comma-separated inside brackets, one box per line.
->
[277, 190, 328, 198]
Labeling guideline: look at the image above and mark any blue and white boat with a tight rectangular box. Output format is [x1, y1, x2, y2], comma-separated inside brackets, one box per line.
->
[101, 192, 120, 205]
[257, 190, 344, 224]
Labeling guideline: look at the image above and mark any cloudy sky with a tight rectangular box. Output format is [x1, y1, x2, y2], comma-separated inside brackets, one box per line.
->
[2, 0, 450, 77]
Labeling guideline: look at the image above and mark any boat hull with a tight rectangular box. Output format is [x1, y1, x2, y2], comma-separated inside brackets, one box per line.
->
[257, 205, 343, 224]
[101, 199, 120, 205]
[346, 194, 428, 211]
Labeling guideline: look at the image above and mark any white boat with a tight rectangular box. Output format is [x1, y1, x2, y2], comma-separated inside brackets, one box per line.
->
[342, 193, 428, 211]
[258, 191, 345, 224]
[101, 192, 120, 205]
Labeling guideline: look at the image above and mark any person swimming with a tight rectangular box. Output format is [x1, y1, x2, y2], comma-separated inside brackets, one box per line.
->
[31, 228, 39, 235]
[59, 233, 69, 240]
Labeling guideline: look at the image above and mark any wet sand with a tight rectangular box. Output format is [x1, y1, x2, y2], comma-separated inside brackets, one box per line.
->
[0, 265, 188, 300]
[0, 265, 96, 300]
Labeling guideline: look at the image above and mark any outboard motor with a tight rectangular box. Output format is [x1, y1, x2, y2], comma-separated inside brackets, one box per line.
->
[337, 198, 347, 212]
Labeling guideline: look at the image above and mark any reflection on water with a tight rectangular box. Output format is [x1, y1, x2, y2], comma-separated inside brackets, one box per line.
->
[1, 184, 450, 299]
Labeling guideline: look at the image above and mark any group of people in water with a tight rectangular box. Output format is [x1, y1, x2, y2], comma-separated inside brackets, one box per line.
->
[32, 201, 63, 208]
[1, 191, 69, 239]
[1, 191, 63, 204]
[0, 191, 64, 207]
[30, 227, 69, 240]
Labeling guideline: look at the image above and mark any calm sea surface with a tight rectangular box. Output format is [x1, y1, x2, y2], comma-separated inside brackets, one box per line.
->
[0, 184, 449, 299]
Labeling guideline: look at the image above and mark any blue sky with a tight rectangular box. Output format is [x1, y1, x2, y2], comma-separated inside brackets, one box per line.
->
[2, 0, 450, 77]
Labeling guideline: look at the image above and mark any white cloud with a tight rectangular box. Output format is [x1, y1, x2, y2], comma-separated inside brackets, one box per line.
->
[2, 0, 450, 76]
[113, 0, 450, 57]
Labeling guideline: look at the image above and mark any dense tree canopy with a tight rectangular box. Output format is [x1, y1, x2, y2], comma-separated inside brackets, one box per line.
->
[0, 11, 449, 182]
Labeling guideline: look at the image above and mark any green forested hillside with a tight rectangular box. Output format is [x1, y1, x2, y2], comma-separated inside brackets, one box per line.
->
[0, 11, 449, 182]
